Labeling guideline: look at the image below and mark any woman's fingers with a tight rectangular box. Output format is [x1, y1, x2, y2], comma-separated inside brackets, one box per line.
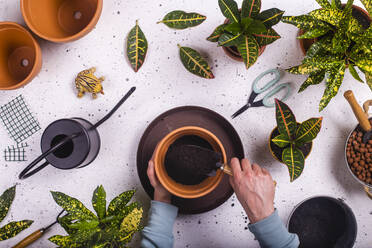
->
[252, 163, 262, 175]
[241, 158, 253, 175]
[147, 161, 158, 187]
[230, 158, 242, 179]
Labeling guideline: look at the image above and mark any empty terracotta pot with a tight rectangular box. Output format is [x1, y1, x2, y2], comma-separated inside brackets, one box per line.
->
[0, 22, 42, 90]
[21, 0, 103, 43]
[153, 126, 226, 199]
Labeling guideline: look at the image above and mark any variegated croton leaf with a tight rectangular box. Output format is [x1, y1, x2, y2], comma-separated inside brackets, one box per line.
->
[281, 15, 331, 30]
[275, 99, 297, 140]
[295, 118, 323, 146]
[349, 64, 364, 83]
[252, 28, 281, 47]
[49, 186, 143, 247]
[207, 24, 228, 42]
[157, 11, 206, 29]
[0, 186, 33, 241]
[178, 45, 214, 79]
[315, 0, 332, 9]
[218, 33, 242, 47]
[361, 0, 372, 15]
[256, 8, 285, 28]
[272, 133, 291, 148]
[319, 63, 346, 111]
[127, 20, 148, 72]
[241, 0, 261, 19]
[366, 72, 372, 91]
[282, 145, 305, 182]
[299, 70, 326, 92]
[218, 0, 240, 23]
[237, 35, 259, 69]
[309, 9, 345, 27]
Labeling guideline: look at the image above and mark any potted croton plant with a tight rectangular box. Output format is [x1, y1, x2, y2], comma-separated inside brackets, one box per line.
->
[282, 0, 372, 111]
[269, 99, 323, 182]
[207, 0, 284, 69]
[49, 186, 143, 248]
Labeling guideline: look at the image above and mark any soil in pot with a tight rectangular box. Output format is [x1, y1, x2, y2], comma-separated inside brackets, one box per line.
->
[346, 118, 372, 186]
[269, 127, 312, 162]
[165, 135, 221, 185]
[288, 197, 355, 248]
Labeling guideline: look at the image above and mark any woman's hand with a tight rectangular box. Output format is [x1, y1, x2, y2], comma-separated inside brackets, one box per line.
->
[147, 160, 172, 204]
[229, 158, 275, 224]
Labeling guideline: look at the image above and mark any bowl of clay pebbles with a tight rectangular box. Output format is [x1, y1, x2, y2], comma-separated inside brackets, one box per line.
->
[345, 117, 372, 198]
[288, 196, 357, 248]
[153, 126, 226, 199]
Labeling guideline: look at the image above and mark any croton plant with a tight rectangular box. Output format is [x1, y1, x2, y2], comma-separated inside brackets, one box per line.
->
[0, 186, 33, 242]
[49, 186, 143, 248]
[282, 0, 372, 111]
[207, 0, 284, 69]
[272, 100, 323, 182]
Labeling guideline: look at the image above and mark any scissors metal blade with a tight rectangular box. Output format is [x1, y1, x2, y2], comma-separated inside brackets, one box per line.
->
[231, 104, 250, 119]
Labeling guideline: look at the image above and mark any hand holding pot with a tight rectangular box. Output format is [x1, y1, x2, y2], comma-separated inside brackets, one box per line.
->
[147, 161, 172, 204]
[229, 158, 275, 223]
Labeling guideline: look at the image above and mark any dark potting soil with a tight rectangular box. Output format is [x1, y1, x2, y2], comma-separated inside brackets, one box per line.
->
[270, 127, 312, 161]
[164, 135, 222, 185]
[288, 198, 349, 248]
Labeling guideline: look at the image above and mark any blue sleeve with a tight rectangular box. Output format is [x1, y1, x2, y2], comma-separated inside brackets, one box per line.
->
[248, 210, 299, 248]
[141, 201, 179, 248]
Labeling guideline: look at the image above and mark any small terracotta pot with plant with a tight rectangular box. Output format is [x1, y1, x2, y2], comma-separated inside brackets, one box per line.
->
[281, 0, 372, 111]
[207, 0, 284, 69]
[269, 99, 323, 182]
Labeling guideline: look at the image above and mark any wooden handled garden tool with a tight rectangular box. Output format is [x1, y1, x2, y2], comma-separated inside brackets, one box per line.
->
[344, 90, 372, 143]
[13, 211, 65, 248]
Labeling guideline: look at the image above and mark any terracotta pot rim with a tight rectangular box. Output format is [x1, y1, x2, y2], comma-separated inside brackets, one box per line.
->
[154, 126, 227, 199]
[20, 0, 103, 43]
[0, 21, 42, 90]
[298, 4, 371, 55]
[268, 125, 313, 163]
[222, 45, 266, 62]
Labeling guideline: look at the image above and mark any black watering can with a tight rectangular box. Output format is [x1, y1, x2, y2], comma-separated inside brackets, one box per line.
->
[19, 87, 136, 179]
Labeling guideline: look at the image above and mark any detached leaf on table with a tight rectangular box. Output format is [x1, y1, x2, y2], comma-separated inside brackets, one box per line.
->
[0, 220, 33, 241]
[157, 10, 206, 29]
[178, 45, 214, 79]
[0, 186, 16, 222]
[127, 20, 148, 72]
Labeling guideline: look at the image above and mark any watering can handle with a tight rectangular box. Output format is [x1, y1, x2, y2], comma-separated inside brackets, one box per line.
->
[18, 134, 79, 179]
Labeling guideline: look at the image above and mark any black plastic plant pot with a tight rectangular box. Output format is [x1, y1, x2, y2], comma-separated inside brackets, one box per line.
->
[288, 196, 357, 248]
[268, 125, 313, 163]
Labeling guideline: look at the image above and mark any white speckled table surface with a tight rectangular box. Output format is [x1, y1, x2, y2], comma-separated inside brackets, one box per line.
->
[0, 0, 371, 247]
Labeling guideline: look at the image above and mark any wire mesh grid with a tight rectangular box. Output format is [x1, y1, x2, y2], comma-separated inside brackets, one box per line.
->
[0, 95, 41, 143]
[4, 143, 28, 162]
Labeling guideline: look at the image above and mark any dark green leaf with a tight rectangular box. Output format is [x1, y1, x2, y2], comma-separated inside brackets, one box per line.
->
[282, 145, 305, 182]
[108, 190, 135, 216]
[58, 214, 79, 235]
[218, 0, 240, 23]
[241, 0, 261, 18]
[68, 220, 99, 230]
[275, 99, 297, 140]
[281, 15, 331, 30]
[366, 72, 372, 91]
[237, 35, 259, 69]
[309, 9, 345, 26]
[332, 30, 350, 53]
[51, 191, 97, 221]
[241, 17, 253, 31]
[256, 8, 285, 28]
[207, 24, 228, 42]
[157, 11, 206, 29]
[299, 70, 326, 92]
[0, 186, 15, 223]
[349, 64, 364, 82]
[253, 28, 281, 47]
[315, 0, 332, 9]
[348, 17, 364, 34]
[355, 57, 372, 73]
[305, 57, 344, 70]
[332, 0, 343, 9]
[303, 38, 331, 63]
[127, 20, 148, 72]
[319, 63, 346, 111]
[272, 133, 291, 148]
[92, 186, 106, 220]
[361, 0, 372, 15]
[48, 235, 77, 248]
[218, 33, 242, 47]
[297, 27, 331, 39]
[295, 118, 323, 145]
[0, 220, 33, 241]
[344, 0, 355, 12]
[224, 22, 242, 35]
[244, 20, 267, 34]
[178, 46, 214, 79]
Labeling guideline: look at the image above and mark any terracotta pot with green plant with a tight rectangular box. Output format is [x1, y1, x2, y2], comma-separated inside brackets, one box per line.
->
[282, 0, 372, 112]
[48, 186, 143, 248]
[207, 0, 284, 69]
[269, 99, 323, 182]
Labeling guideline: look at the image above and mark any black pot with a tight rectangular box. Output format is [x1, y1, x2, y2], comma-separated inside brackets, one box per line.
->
[288, 196, 357, 248]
